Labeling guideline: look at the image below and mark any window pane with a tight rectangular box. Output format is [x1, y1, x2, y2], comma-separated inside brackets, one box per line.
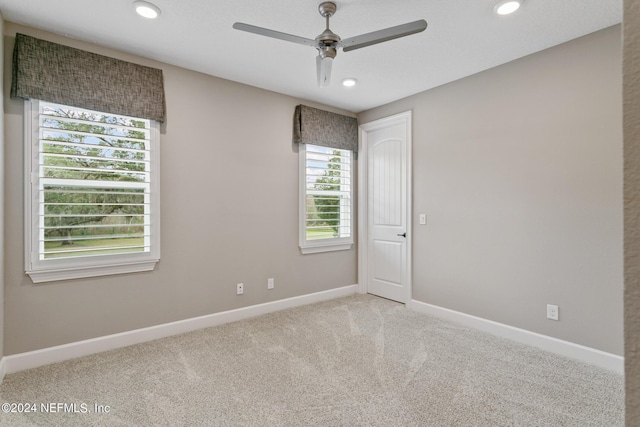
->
[304, 145, 351, 241]
[37, 102, 152, 260]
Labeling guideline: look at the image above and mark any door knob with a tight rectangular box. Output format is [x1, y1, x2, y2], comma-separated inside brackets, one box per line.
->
[397, 232, 407, 238]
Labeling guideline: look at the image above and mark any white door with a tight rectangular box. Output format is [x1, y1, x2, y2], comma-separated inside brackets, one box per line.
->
[359, 112, 411, 303]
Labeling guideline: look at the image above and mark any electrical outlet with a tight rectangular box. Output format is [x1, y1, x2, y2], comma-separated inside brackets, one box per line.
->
[546, 304, 559, 321]
[236, 283, 244, 295]
[267, 278, 274, 290]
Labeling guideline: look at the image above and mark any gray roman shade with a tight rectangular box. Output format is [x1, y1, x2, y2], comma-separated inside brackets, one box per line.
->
[294, 104, 358, 151]
[11, 33, 166, 123]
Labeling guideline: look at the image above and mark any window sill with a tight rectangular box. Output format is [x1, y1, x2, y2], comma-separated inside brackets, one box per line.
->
[300, 242, 353, 254]
[27, 259, 159, 283]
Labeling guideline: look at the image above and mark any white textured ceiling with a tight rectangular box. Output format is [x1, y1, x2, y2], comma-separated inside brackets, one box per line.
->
[0, 0, 622, 113]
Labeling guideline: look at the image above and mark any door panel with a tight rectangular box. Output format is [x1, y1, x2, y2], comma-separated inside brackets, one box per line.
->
[372, 240, 402, 284]
[365, 118, 409, 303]
[372, 139, 403, 227]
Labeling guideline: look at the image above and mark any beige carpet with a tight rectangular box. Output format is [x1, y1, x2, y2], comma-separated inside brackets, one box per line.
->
[0, 294, 624, 426]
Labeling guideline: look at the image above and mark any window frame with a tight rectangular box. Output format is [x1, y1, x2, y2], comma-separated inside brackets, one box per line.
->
[24, 100, 161, 283]
[299, 143, 354, 254]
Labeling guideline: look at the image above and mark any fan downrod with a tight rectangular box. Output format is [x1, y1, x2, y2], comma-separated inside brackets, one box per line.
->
[315, 1, 340, 53]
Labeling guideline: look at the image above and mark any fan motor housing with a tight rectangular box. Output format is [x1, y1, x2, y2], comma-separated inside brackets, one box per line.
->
[316, 29, 340, 47]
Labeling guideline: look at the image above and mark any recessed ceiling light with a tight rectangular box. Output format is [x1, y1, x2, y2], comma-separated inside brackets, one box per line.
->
[133, 1, 161, 19]
[342, 78, 357, 87]
[494, 0, 522, 15]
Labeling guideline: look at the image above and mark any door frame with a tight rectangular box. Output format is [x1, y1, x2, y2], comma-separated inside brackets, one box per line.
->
[358, 111, 413, 303]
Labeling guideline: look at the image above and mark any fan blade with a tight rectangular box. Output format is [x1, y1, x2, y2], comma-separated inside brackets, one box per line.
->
[316, 55, 333, 87]
[233, 22, 317, 47]
[339, 19, 427, 52]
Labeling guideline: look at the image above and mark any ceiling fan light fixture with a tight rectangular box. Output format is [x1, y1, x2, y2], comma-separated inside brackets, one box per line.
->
[233, 3, 427, 87]
[133, 1, 161, 19]
[494, 0, 522, 15]
[342, 78, 357, 87]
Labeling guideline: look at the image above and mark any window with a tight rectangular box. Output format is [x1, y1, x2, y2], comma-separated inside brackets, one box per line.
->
[299, 144, 353, 253]
[25, 100, 160, 282]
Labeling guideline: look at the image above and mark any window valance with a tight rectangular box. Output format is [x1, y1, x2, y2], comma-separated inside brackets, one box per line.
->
[11, 33, 166, 123]
[293, 104, 358, 152]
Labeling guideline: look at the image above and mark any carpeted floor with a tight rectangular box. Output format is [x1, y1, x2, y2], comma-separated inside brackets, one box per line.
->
[0, 294, 624, 426]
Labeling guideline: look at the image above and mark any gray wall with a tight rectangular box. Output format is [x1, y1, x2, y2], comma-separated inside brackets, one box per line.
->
[0, 16, 4, 362]
[359, 26, 623, 355]
[2, 23, 357, 355]
[624, 0, 640, 423]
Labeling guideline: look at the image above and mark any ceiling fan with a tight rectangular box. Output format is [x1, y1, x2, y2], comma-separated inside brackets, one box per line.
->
[233, 2, 427, 87]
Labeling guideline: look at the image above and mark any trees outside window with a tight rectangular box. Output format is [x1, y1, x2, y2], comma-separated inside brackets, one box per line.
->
[39, 104, 150, 258]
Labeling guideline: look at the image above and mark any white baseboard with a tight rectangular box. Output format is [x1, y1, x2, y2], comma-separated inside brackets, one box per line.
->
[408, 299, 624, 373]
[0, 356, 6, 385]
[3, 284, 358, 375]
